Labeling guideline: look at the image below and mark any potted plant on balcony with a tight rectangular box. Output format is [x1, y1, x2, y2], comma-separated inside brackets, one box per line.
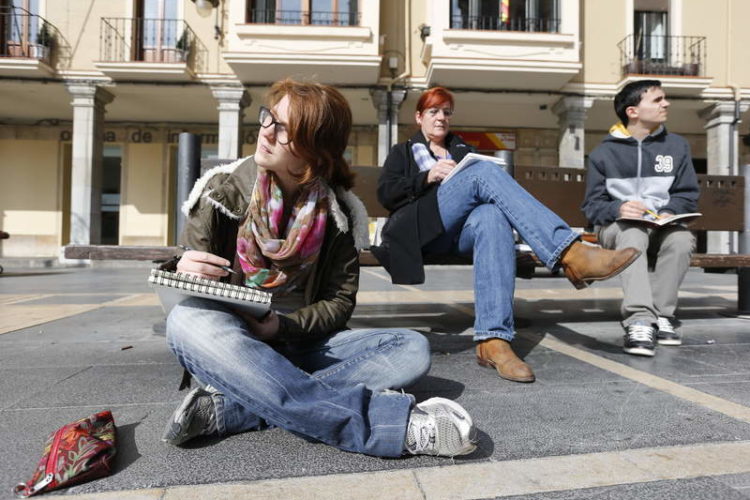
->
[174, 30, 189, 63]
[33, 22, 53, 61]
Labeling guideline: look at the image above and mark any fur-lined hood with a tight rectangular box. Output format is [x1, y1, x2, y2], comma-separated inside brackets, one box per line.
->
[182, 156, 370, 250]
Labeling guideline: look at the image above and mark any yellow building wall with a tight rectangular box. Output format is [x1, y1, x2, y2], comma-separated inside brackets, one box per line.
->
[379, 0, 424, 81]
[0, 140, 62, 257]
[120, 143, 169, 246]
[45, 1, 123, 72]
[682, 0, 726, 87]
[683, 0, 750, 88]
[581, 0, 628, 84]
[728, 0, 750, 85]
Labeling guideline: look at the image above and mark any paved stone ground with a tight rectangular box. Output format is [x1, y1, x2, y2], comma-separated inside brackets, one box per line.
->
[0, 264, 748, 499]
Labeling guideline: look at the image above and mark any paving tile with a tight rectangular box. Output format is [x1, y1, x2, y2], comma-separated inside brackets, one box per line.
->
[0, 265, 748, 500]
[8, 363, 186, 409]
[498, 476, 749, 500]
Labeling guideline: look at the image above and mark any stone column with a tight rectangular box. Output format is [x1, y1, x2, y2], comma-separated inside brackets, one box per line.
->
[699, 101, 749, 175]
[369, 89, 407, 245]
[552, 96, 593, 169]
[371, 89, 407, 166]
[699, 101, 749, 253]
[65, 83, 114, 245]
[211, 86, 251, 160]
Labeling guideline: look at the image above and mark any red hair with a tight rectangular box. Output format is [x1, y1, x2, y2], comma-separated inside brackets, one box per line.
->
[416, 87, 454, 113]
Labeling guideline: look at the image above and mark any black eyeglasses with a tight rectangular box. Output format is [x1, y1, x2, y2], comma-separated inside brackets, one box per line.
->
[259, 106, 290, 145]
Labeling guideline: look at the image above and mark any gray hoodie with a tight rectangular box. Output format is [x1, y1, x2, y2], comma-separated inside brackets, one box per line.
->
[582, 123, 699, 226]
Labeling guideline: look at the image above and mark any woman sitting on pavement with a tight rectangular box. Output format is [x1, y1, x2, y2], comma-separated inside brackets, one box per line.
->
[372, 86, 640, 384]
[161, 79, 477, 458]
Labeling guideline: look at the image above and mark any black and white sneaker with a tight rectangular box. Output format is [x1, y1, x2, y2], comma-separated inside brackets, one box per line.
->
[656, 317, 682, 346]
[623, 322, 656, 357]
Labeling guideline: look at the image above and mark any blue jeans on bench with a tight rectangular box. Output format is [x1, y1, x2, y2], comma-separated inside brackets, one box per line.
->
[424, 161, 578, 342]
[166, 297, 430, 457]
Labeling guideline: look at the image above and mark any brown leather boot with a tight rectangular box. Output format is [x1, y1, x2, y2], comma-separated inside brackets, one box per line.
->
[476, 339, 535, 383]
[559, 241, 641, 290]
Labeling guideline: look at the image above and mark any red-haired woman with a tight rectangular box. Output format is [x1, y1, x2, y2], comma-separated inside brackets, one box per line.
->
[161, 80, 476, 458]
[374, 87, 640, 383]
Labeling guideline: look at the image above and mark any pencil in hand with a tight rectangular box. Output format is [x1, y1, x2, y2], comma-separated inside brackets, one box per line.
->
[177, 244, 237, 275]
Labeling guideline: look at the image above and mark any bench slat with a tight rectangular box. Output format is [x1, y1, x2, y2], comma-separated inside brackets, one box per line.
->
[65, 245, 178, 261]
[64, 244, 750, 270]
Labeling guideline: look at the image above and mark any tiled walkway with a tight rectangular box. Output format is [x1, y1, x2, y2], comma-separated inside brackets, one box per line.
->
[1, 265, 748, 499]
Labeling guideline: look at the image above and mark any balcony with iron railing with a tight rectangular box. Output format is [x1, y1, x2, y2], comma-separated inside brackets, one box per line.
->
[0, 6, 62, 75]
[247, 9, 360, 27]
[449, 14, 560, 33]
[618, 34, 706, 78]
[421, 5, 579, 90]
[96, 17, 207, 80]
[226, 2, 379, 85]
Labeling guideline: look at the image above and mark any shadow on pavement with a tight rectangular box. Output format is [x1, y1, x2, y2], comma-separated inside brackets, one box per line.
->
[518, 323, 624, 355]
[407, 375, 467, 402]
[112, 421, 142, 475]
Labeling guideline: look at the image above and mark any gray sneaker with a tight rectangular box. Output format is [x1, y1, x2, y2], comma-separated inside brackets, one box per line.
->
[404, 398, 477, 457]
[656, 317, 682, 346]
[162, 387, 218, 446]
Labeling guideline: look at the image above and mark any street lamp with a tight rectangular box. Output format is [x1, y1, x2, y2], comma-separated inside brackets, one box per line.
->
[192, 0, 218, 18]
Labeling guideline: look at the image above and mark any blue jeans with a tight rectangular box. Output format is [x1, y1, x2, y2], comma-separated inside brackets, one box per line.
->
[425, 161, 578, 342]
[166, 297, 430, 457]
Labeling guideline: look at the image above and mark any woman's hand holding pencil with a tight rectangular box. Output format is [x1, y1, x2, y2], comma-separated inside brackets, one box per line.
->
[176, 245, 236, 280]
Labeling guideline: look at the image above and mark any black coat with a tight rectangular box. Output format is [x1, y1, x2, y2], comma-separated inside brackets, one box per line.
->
[371, 131, 474, 284]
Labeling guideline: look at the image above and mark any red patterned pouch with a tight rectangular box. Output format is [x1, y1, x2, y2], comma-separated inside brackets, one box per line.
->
[13, 410, 117, 497]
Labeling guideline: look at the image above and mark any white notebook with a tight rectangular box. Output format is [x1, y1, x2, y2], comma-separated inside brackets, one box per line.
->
[148, 269, 272, 317]
[441, 153, 510, 183]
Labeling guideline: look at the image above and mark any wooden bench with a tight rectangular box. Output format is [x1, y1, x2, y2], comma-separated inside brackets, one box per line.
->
[64, 164, 749, 270]
[63, 164, 750, 311]
[352, 165, 750, 270]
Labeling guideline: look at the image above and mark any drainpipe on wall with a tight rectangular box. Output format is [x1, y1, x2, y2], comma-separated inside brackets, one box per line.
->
[383, 0, 412, 150]
[728, 84, 742, 174]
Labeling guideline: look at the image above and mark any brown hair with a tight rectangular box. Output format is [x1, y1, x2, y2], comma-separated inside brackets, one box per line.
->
[416, 86, 454, 113]
[266, 79, 355, 190]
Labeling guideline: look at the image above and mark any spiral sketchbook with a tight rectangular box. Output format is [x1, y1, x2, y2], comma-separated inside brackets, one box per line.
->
[148, 269, 272, 317]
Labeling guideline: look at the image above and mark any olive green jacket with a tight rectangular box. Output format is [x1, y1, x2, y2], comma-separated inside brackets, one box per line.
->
[179, 156, 370, 343]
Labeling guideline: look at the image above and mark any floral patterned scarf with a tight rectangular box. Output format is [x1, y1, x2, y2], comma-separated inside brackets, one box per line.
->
[236, 169, 329, 292]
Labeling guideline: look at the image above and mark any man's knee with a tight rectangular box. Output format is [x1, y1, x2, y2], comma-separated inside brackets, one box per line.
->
[614, 225, 649, 250]
[661, 229, 696, 253]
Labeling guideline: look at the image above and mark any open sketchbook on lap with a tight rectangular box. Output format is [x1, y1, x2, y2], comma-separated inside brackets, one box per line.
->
[617, 212, 702, 228]
[441, 153, 510, 183]
[148, 268, 272, 317]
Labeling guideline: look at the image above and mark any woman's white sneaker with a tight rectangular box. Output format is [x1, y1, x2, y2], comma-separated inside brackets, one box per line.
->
[404, 398, 477, 457]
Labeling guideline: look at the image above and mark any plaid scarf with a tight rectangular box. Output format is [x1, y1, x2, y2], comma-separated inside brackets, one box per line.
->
[236, 169, 329, 292]
[411, 142, 436, 172]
